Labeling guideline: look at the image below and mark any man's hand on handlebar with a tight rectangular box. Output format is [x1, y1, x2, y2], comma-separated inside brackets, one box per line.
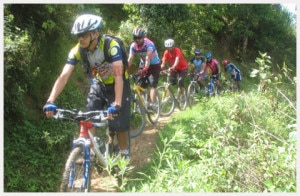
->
[43, 101, 57, 118]
[107, 104, 121, 120]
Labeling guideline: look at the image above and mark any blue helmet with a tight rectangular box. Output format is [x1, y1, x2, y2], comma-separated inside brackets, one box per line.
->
[205, 52, 212, 59]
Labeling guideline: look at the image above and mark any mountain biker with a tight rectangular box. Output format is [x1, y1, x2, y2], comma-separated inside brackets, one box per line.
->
[222, 59, 242, 91]
[188, 48, 207, 90]
[161, 39, 188, 95]
[128, 27, 161, 110]
[201, 52, 222, 91]
[43, 14, 131, 160]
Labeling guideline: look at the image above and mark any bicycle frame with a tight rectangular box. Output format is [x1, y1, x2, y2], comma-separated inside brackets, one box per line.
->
[132, 82, 147, 107]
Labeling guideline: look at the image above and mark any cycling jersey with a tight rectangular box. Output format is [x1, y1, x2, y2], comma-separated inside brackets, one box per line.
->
[225, 63, 241, 75]
[129, 38, 160, 66]
[67, 36, 126, 85]
[206, 58, 219, 75]
[162, 47, 188, 71]
[189, 56, 205, 73]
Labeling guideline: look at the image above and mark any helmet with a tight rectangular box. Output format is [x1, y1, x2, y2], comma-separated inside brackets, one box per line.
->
[222, 60, 228, 66]
[132, 27, 146, 37]
[71, 14, 103, 35]
[164, 39, 175, 47]
[205, 52, 212, 59]
[195, 48, 202, 55]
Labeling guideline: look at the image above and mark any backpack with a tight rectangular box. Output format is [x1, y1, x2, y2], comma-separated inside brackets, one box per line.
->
[80, 34, 128, 78]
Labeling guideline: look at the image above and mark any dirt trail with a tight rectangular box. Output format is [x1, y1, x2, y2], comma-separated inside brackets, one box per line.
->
[90, 114, 172, 192]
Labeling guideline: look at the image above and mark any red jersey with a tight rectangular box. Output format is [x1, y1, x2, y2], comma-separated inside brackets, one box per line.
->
[162, 47, 188, 71]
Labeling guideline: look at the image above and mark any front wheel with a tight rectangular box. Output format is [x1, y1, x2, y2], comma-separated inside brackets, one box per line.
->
[157, 85, 175, 117]
[60, 146, 91, 192]
[129, 94, 146, 138]
[187, 83, 197, 108]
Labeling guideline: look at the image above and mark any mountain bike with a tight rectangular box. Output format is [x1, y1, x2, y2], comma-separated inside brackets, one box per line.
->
[129, 74, 160, 137]
[157, 69, 187, 116]
[54, 108, 130, 192]
[186, 73, 201, 108]
[223, 79, 238, 93]
[205, 75, 219, 97]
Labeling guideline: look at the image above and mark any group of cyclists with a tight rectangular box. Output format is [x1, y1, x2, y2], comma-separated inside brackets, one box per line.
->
[43, 14, 242, 162]
[128, 27, 242, 102]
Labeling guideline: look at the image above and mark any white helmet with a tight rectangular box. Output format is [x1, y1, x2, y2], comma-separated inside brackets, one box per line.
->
[164, 39, 175, 47]
[71, 14, 103, 35]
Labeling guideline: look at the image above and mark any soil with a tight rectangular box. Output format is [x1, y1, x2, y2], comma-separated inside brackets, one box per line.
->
[90, 114, 173, 192]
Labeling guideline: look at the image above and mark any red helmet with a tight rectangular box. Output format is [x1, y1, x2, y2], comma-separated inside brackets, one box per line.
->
[222, 60, 228, 66]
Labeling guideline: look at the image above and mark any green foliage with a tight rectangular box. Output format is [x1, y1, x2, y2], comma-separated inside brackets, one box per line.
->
[3, 3, 296, 192]
[128, 90, 296, 192]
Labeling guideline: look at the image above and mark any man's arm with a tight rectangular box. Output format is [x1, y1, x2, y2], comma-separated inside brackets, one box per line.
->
[45, 63, 74, 117]
[112, 59, 124, 107]
[144, 50, 152, 69]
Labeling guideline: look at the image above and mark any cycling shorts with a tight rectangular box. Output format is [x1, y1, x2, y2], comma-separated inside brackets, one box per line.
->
[86, 79, 131, 132]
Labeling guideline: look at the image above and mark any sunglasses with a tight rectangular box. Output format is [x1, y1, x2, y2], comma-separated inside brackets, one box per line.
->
[77, 32, 91, 38]
[195, 54, 201, 56]
[133, 36, 143, 41]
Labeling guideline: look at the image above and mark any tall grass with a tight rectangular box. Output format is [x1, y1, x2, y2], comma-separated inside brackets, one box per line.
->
[125, 53, 296, 192]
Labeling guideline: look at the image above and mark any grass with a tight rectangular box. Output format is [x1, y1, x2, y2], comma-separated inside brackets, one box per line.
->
[124, 88, 296, 192]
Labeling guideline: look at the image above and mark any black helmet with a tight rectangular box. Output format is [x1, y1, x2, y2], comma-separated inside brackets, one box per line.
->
[195, 48, 202, 55]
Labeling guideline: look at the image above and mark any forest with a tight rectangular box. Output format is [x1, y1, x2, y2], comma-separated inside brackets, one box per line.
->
[3, 4, 296, 192]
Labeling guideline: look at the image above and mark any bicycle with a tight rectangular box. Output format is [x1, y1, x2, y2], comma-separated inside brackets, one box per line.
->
[54, 108, 130, 192]
[223, 79, 239, 93]
[205, 74, 219, 97]
[157, 69, 187, 116]
[129, 74, 160, 137]
[186, 73, 202, 108]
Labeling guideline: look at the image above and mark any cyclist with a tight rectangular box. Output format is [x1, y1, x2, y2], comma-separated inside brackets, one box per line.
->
[43, 14, 131, 160]
[201, 52, 222, 91]
[161, 39, 188, 95]
[222, 59, 242, 91]
[128, 27, 161, 111]
[188, 48, 207, 90]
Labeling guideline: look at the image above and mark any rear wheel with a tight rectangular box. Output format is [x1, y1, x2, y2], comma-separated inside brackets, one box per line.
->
[157, 85, 175, 117]
[129, 93, 146, 138]
[60, 146, 91, 192]
[146, 90, 161, 124]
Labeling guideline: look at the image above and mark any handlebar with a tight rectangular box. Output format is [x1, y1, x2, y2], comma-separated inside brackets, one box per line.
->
[53, 109, 108, 122]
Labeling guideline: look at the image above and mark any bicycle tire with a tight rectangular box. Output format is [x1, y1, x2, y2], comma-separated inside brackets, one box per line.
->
[187, 83, 197, 108]
[60, 146, 91, 192]
[146, 91, 161, 124]
[129, 93, 146, 138]
[156, 86, 175, 117]
[177, 89, 188, 111]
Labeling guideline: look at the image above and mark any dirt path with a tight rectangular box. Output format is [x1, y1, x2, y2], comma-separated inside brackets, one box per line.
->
[90, 114, 173, 192]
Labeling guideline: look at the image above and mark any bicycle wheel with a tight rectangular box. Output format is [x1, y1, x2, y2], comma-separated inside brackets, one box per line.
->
[60, 146, 91, 192]
[146, 90, 161, 124]
[187, 83, 197, 108]
[177, 89, 188, 111]
[156, 85, 175, 117]
[129, 93, 146, 138]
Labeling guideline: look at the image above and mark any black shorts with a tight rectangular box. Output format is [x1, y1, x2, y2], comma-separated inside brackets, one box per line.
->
[138, 65, 161, 88]
[86, 79, 131, 132]
[168, 69, 187, 87]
